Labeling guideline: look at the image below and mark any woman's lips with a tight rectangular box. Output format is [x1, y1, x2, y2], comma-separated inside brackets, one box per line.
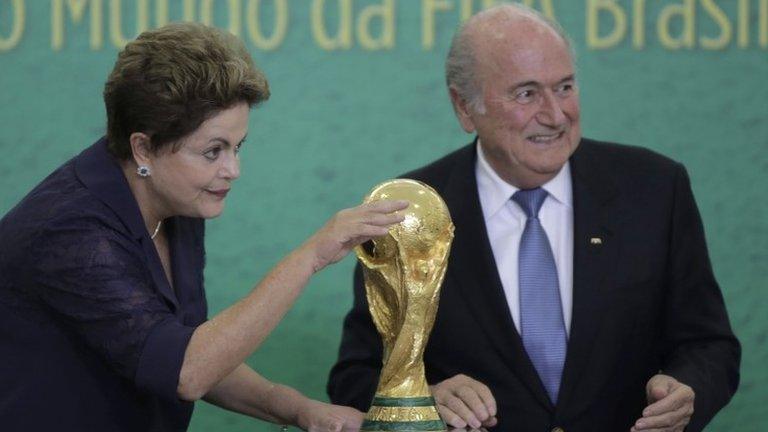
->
[206, 188, 230, 198]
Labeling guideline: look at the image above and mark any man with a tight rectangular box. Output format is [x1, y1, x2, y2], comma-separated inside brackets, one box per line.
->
[327, 4, 740, 432]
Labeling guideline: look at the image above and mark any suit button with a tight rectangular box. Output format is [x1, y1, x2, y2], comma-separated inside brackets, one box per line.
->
[551, 428, 565, 432]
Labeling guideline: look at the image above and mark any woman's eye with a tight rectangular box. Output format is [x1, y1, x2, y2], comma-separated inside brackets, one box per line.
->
[234, 143, 243, 155]
[203, 147, 221, 161]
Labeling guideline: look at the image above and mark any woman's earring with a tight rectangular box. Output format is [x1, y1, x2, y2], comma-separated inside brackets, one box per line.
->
[136, 165, 151, 177]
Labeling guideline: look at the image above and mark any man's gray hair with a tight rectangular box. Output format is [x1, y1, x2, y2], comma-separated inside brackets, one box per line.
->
[445, 3, 575, 114]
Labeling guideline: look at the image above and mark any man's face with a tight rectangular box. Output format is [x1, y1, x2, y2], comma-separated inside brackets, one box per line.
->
[453, 20, 581, 188]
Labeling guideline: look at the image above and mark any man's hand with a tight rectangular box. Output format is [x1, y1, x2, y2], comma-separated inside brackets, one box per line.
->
[631, 374, 695, 432]
[431, 374, 498, 429]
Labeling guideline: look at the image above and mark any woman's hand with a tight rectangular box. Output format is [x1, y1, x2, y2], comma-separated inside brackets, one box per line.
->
[296, 399, 364, 432]
[177, 200, 407, 403]
[304, 200, 408, 273]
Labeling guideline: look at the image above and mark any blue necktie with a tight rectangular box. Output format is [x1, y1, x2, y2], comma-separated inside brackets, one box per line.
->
[513, 188, 567, 404]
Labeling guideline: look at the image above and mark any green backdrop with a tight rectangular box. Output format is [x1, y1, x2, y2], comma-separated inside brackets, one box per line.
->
[1, 0, 766, 430]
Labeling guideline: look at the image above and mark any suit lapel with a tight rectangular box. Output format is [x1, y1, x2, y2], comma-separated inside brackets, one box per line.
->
[556, 141, 620, 414]
[440, 143, 555, 412]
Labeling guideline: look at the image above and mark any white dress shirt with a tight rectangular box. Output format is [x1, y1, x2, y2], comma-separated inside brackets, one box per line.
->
[475, 142, 574, 335]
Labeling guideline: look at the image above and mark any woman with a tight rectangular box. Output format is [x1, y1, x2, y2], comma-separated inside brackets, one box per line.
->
[0, 23, 405, 431]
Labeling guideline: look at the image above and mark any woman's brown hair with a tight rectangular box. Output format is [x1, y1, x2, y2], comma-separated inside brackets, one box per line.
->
[103, 22, 270, 159]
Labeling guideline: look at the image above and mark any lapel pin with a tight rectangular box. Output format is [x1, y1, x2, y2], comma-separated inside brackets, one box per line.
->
[590, 237, 603, 245]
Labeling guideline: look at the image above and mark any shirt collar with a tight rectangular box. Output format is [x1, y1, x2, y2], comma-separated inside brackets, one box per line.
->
[475, 140, 572, 220]
[74, 137, 148, 240]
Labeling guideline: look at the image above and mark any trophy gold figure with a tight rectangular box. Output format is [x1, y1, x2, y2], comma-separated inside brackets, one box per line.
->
[354, 179, 454, 432]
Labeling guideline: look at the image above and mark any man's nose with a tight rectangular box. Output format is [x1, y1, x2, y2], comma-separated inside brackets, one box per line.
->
[537, 91, 567, 126]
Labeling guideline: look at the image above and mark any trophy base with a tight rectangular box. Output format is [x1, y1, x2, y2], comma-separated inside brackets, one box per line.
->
[361, 396, 447, 432]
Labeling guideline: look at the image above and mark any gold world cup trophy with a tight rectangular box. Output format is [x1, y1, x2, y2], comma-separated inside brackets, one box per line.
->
[355, 179, 454, 432]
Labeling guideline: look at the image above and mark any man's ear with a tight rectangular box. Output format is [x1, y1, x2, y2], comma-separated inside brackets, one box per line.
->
[449, 86, 480, 134]
[129, 132, 152, 167]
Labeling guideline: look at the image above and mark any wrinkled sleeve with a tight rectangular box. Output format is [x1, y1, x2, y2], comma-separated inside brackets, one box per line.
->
[661, 165, 741, 431]
[29, 215, 195, 402]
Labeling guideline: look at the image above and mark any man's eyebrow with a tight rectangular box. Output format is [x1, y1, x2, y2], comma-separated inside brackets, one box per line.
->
[510, 80, 540, 90]
[509, 75, 576, 90]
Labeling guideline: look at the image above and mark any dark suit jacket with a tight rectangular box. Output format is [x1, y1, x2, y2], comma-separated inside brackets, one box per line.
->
[0, 138, 207, 431]
[328, 138, 740, 431]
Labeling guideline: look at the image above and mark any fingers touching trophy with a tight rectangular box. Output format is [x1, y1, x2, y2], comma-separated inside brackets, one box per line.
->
[355, 179, 454, 432]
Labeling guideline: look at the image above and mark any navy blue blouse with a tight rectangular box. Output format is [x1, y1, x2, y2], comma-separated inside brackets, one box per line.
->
[0, 138, 208, 431]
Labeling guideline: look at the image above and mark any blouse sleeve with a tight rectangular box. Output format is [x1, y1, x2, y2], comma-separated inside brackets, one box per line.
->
[28, 213, 195, 402]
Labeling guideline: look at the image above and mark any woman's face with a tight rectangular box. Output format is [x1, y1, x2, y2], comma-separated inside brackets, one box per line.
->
[148, 102, 249, 219]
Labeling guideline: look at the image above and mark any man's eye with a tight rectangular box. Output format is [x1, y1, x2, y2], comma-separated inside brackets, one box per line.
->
[235, 142, 243, 155]
[515, 89, 536, 104]
[557, 83, 574, 96]
[203, 147, 221, 161]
